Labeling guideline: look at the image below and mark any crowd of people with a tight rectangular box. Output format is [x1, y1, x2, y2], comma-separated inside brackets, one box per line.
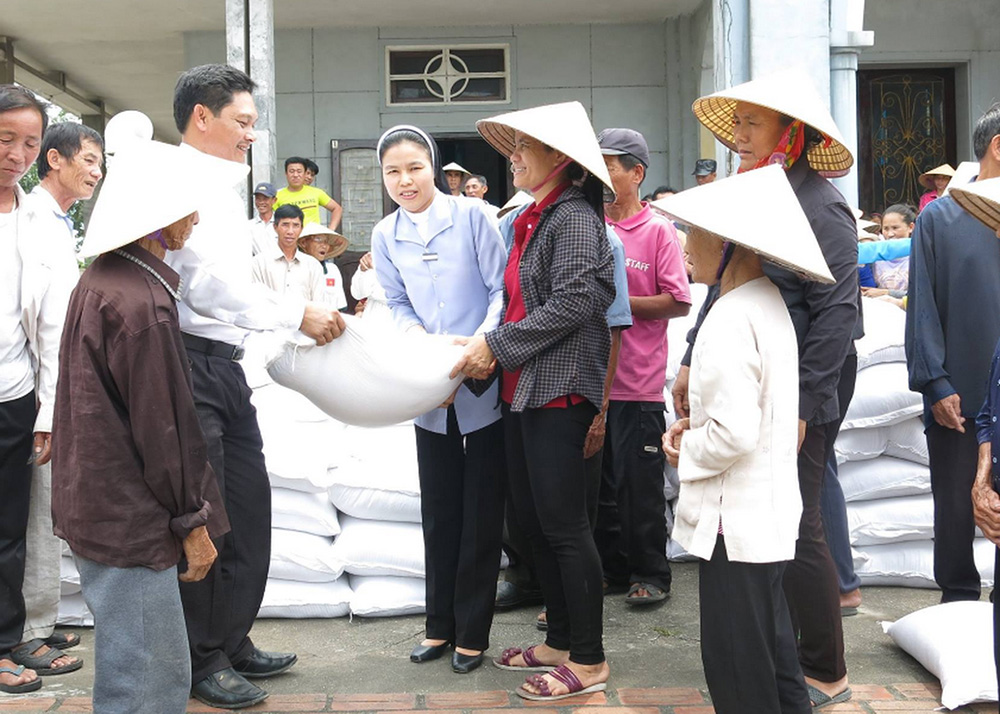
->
[2, 59, 1000, 714]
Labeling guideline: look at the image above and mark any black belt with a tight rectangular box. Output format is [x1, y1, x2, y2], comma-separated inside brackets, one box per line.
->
[182, 333, 245, 361]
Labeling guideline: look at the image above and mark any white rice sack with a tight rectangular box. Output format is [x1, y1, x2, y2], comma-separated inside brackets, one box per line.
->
[847, 494, 933, 546]
[260, 419, 343, 493]
[57, 593, 93, 627]
[272, 488, 341, 536]
[884, 417, 929, 465]
[854, 538, 995, 588]
[330, 424, 421, 522]
[855, 297, 907, 370]
[258, 578, 352, 619]
[332, 516, 424, 577]
[267, 316, 465, 427]
[839, 457, 931, 502]
[252, 381, 335, 424]
[59, 555, 81, 596]
[835, 426, 887, 464]
[269, 528, 343, 582]
[842, 362, 922, 430]
[241, 331, 278, 389]
[349, 575, 425, 618]
[882, 602, 997, 709]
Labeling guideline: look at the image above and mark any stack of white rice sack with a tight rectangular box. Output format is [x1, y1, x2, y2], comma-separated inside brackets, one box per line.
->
[249, 332, 426, 618]
[842, 298, 994, 588]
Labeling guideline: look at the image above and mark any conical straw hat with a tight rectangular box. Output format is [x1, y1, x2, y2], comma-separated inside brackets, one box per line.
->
[949, 176, 1000, 235]
[497, 190, 534, 219]
[918, 163, 956, 190]
[650, 164, 834, 284]
[299, 222, 349, 259]
[692, 68, 853, 176]
[81, 140, 249, 258]
[441, 162, 471, 175]
[477, 101, 614, 193]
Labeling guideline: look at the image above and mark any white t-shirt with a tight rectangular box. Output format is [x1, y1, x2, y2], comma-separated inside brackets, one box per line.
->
[0, 207, 34, 401]
[402, 207, 432, 245]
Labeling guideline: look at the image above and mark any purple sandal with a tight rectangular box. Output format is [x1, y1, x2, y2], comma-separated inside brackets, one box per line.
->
[492, 645, 556, 672]
[516, 664, 608, 701]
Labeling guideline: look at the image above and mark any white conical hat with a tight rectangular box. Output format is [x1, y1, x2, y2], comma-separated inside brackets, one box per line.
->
[650, 164, 834, 284]
[477, 101, 614, 193]
[950, 176, 1000, 234]
[692, 68, 853, 176]
[918, 163, 956, 189]
[81, 140, 249, 258]
[497, 190, 534, 219]
[441, 162, 471, 174]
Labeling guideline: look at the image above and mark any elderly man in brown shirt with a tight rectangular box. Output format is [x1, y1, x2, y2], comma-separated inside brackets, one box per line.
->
[51, 137, 239, 714]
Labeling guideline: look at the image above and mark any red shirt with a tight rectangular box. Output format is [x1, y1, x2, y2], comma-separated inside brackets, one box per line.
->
[500, 182, 584, 408]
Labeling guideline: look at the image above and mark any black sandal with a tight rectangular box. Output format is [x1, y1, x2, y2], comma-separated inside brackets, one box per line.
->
[10, 639, 83, 676]
[624, 582, 668, 605]
[44, 632, 80, 650]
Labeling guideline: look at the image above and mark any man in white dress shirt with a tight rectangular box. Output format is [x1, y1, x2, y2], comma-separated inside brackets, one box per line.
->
[14, 122, 104, 675]
[165, 64, 344, 710]
[248, 181, 277, 256]
[251, 204, 325, 302]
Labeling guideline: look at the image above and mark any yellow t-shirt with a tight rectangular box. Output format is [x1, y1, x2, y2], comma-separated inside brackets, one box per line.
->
[273, 186, 333, 225]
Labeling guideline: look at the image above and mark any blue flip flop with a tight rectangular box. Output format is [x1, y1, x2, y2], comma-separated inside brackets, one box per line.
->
[0, 664, 42, 694]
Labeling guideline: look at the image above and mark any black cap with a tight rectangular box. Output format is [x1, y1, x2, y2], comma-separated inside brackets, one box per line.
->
[692, 159, 717, 176]
[597, 128, 650, 168]
[252, 181, 277, 197]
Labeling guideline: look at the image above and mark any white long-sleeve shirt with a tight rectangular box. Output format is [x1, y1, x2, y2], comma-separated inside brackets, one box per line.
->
[674, 277, 802, 564]
[165, 144, 305, 345]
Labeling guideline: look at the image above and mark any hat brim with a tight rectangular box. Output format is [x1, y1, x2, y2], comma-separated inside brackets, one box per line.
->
[950, 178, 1000, 235]
[477, 112, 615, 194]
[692, 96, 853, 176]
[918, 164, 957, 190]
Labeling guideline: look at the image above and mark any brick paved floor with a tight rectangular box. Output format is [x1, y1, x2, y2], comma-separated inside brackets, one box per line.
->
[0, 683, 997, 713]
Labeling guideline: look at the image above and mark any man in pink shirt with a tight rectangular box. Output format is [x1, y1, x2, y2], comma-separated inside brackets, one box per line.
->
[595, 128, 692, 605]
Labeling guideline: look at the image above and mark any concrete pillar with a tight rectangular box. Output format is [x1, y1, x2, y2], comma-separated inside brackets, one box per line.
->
[225, 0, 276, 213]
[0, 37, 14, 85]
[712, 0, 749, 176]
[829, 0, 874, 207]
[749, 0, 830, 99]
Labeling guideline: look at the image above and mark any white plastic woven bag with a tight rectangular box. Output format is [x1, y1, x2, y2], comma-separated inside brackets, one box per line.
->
[267, 316, 465, 427]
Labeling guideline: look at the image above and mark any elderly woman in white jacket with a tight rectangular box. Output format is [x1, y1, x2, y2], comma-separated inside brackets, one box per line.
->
[657, 165, 837, 714]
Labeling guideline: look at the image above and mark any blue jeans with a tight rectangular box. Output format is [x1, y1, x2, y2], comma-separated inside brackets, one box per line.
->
[821, 454, 861, 594]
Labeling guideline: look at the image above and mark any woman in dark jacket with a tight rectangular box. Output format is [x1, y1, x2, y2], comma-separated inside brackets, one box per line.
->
[673, 69, 860, 709]
[453, 102, 615, 702]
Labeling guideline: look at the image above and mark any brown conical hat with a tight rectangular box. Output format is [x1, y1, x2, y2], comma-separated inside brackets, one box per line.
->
[918, 163, 956, 190]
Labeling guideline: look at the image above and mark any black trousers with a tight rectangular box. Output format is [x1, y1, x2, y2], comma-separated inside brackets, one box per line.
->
[594, 400, 671, 591]
[504, 402, 604, 665]
[501, 440, 602, 590]
[927, 423, 982, 602]
[0, 392, 35, 656]
[180, 351, 271, 683]
[414, 408, 506, 650]
[700, 537, 811, 714]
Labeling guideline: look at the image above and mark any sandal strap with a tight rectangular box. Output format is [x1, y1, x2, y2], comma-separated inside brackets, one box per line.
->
[499, 647, 523, 666]
[525, 673, 551, 696]
[11, 639, 62, 669]
[0, 665, 26, 676]
[549, 664, 583, 693]
[522, 645, 544, 668]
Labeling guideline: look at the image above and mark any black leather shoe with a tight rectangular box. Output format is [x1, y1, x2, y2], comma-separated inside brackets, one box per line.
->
[452, 651, 484, 674]
[233, 647, 298, 678]
[410, 641, 451, 663]
[191, 668, 269, 710]
[495, 580, 544, 611]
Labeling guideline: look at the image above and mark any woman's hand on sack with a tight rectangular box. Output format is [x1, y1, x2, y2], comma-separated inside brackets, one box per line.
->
[450, 335, 496, 380]
[359, 252, 374, 271]
[663, 418, 689, 469]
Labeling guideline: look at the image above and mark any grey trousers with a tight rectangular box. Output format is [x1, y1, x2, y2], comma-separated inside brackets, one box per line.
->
[22, 462, 61, 641]
[76, 555, 191, 714]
